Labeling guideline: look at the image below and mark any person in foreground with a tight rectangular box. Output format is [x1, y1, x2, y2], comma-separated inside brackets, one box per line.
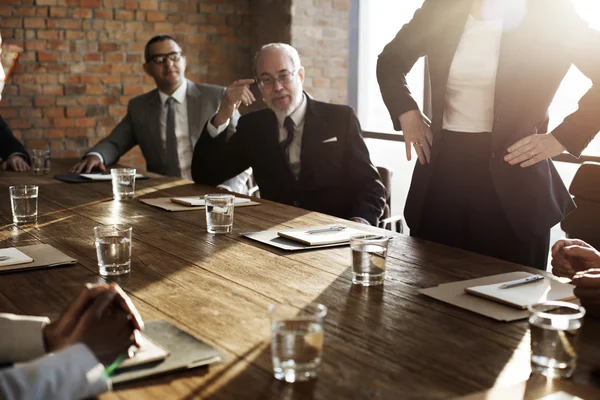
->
[377, 0, 600, 269]
[552, 238, 600, 317]
[0, 34, 30, 172]
[69, 35, 250, 193]
[192, 43, 385, 225]
[0, 283, 143, 400]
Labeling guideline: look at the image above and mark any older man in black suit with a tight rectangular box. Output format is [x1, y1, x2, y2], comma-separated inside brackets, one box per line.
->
[192, 43, 385, 225]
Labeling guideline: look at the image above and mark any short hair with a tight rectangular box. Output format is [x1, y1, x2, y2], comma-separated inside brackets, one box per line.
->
[144, 35, 179, 62]
[253, 43, 302, 76]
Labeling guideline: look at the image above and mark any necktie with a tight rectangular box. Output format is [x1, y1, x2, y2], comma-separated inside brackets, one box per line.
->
[165, 97, 180, 177]
[281, 116, 295, 154]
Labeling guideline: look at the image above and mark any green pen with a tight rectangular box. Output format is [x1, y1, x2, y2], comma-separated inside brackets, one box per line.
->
[102, 353, 128, 379]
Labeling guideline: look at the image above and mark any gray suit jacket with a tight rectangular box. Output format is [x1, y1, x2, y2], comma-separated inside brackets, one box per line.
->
[87, 80, 250, 191]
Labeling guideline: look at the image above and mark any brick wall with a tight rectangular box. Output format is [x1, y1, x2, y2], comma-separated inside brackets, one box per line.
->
[1, 0, 350, 169]
[1, 0, 251, 170]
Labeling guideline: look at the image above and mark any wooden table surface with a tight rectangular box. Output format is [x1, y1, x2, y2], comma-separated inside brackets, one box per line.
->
[1, 160, 600, 400]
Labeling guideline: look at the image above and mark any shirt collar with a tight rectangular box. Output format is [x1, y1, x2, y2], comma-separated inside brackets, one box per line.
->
[277, 93, 307, 127]
[158, 80, 187, 105]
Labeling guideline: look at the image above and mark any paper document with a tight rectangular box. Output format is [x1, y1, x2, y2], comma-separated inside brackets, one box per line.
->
[117, 334, 170, 370]
[277, 224, 373, 246]
[80, 173, 145, 180]
[0, 248, 33, 267]
[170, 196, 252, 207]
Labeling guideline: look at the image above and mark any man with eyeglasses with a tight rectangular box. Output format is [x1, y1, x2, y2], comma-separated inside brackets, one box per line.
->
[70, 35, 250, 192]
[192, 43, 385, 226]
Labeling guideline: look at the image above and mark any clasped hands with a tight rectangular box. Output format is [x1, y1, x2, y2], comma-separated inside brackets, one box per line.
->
[398, 109, 565, 166]
[552, 239, 600, 318]
[43, 283, 144, 366]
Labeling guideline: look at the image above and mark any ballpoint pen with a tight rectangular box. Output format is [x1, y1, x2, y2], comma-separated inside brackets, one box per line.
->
[306, 226, 347, 234]
[499, 275, 545, 289]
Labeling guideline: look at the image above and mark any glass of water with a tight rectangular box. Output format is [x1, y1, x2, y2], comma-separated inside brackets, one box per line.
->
[111, 168, 136, 200]
[204, 194, 235, 234]
[528, 301, 586, 379]
[94, 224, 132, 276]
[30, 149, 50, 175]
[269, 303, 327, 383]
[349, 234, 389, 286]
[9, 185, 38, 224]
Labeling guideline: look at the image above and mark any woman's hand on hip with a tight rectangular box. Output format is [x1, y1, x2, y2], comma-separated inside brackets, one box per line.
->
[505, 133, 566, 167]
[398, 109, 433, 165]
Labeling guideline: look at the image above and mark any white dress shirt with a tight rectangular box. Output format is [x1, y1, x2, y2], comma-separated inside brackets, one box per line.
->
[0, 313, 109, 400]
[158, 82, 193, 179]
[443, 15, 504, 133]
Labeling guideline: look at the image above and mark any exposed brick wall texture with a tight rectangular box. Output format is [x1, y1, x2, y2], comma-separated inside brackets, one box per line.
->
[291, 0, 349, 104]
[1, 0, 251, 170]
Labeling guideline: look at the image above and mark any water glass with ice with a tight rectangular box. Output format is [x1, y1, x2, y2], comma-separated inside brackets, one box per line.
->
[94, 224, 132, 276]
[269, 303, 327, 383]
[111, 168, 136, 200]
[349, 234, 389, 286]
[204, 194, 235, 233]
[9, 185, 38, 224]
[528, 301, 586, 379]
[30, 149, 50, 175]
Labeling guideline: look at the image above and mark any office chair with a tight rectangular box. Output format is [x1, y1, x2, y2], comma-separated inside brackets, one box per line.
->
[376, 166, 404, 233]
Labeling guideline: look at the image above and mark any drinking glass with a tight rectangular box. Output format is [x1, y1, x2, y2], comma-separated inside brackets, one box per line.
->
[111, 168, 136, 200]
[349, 234, 389, 286]
[9, 185, 38, 224]
[269, 303, 327, 383]
[204, 194, 235, 233]
[30, 149, 51, 175]
[94, 224, 132, 276]
[528, 301, 586, 378]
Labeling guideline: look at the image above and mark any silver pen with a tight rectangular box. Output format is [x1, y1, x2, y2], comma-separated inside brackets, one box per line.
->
[306, 226, 346, 235]
[499, 275, 544, 289]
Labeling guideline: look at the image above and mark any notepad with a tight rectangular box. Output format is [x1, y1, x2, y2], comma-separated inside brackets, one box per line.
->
[276, 224, 372, 246]
[0, 248, 33, 267]
[80, 173, 146, 180]
[464, 274, 576, 309]
[170, 196, 252, 207]
[117, 333, 170, 370]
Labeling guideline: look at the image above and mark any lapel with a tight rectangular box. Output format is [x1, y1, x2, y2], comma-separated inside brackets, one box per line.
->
[186, 80, 203, 148]
[298, 95, 327, 185]
[146, 89, 164, 168]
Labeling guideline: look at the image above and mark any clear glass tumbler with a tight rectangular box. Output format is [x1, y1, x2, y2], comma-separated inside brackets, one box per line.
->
[111, 168, 136, 200]
[349, 234, 389, 286]
[94, 224, 132, 276]
[9, 185, 38, 224]
[204, 194, 235, 233]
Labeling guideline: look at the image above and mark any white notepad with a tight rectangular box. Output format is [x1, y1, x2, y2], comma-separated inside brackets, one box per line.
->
[170, 196, 252, 207]
[464, 274, 576, 309]
[117, 334, 170, 370]
[0, 248, 34, 267]
[80, 173, 145, 180]
[277, 224, 373, 246]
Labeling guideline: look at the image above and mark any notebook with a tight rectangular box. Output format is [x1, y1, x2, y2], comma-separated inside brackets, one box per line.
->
[80, 173, 146, 180]
[0, 248, 33, 267]
[464, 273, 576, 309]
[117, 333, 170, 370]
[0, 244, 76, 273]
[276, 224, 373, 246]
[171, 196, 253, 207]
[54, 174, 148, 183]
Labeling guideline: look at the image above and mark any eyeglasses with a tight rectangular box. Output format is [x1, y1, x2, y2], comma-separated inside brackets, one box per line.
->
[258, 68, 300, 88]
[148, 51, 183, 65]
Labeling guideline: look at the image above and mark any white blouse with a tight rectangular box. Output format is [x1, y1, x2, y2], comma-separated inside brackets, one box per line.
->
[442, 15, 504, 133]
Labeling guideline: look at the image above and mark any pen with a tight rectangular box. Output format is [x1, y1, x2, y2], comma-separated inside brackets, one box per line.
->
[306, 226, 346, 234]
[102, 353, 129, 378]
[499, 275, 544, 289]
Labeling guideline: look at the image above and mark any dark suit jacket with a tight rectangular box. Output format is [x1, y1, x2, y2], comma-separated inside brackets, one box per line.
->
[377, 0, 600, 239]
[192, 97, 386, 225]
[0, 116, 29, 164]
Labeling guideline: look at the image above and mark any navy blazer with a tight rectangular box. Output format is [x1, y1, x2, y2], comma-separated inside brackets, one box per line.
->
[377, 0, 600, 239]
[192, 97, 386, 225]
[0, 116, 29, 164]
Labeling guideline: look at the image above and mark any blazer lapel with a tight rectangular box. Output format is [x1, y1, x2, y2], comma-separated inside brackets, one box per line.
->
[186, 80, 203, 148]
[298, 96, 327, 185]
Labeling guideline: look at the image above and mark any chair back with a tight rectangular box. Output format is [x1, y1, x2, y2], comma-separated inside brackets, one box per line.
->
[376, 166, 403, 233]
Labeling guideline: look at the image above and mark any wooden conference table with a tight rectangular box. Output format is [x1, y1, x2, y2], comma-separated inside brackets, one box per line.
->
[1, 160, 600, 400]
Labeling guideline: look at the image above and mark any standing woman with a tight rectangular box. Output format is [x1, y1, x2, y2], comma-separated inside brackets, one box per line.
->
[377, 0, 600, 269]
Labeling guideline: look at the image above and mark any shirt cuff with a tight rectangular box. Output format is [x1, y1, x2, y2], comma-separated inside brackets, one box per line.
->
[6, 152, 27, 161]
[206, 115, 230, 138]
[0, 314, 50, 364]
[86, 152, 105, 165]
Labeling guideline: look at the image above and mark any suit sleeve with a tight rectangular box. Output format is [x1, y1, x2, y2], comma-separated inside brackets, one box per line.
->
[550, 3, 600, 157]
[0, 344, 109, 400]
[344, 109, 386, 225]
[86, 107, 137, 166]
[376, 0, 435, 131]
[192, 116, 252, 185]
[0, 117, 30, 164]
